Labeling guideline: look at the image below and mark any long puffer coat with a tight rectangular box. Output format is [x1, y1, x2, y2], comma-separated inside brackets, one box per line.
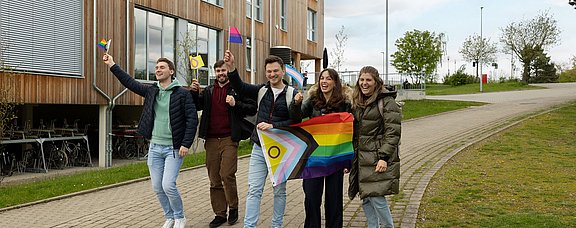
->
[348, 91, 402, 200]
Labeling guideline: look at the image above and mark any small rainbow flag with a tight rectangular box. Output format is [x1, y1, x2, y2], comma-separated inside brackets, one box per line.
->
[285, 64, 305, 89]
[97, 39, 111, 51]
[257, 112, 353, 186]
[189, 55, 205, 69]
[229, 27, 242, 44]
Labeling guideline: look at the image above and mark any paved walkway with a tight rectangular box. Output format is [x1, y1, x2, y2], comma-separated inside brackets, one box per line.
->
[1, 83, 575, 227]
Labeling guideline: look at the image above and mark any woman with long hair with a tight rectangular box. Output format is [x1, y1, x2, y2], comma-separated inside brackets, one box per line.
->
[294, 68, 352, 228]
[348, 66, 401, 228]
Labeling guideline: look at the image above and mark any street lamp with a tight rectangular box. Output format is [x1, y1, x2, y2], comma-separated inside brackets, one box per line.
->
[570, 0, 576, 9]
[381, 51, 385, 80]
[480, 6, 484, 92]
[384, 0, 389, 85]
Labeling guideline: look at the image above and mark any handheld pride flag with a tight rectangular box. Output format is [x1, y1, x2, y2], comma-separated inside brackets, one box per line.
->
[228, 27, 242, 44]
[98, 39, 111, 53]
[257, 127, 318, 187]
[257, 112, 354, 186]
[285, 64, 305, 89]
[189, 55, 205, 70]
[293, 112, 354, 179]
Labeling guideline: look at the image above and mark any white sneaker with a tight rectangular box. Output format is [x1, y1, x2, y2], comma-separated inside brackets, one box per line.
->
[174, 217, 187, 228]
[162, 219, 174, 228]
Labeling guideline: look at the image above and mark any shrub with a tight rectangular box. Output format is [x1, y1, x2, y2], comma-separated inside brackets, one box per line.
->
[444, 70, 476, 86]
[559, 68, 576, 82]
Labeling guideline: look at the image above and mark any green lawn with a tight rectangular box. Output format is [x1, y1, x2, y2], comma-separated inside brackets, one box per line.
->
[426, 82, 543, 95]
[0, 99, 484, 209]
[418, 102, 576, 227]
[0, 141, 254, 209]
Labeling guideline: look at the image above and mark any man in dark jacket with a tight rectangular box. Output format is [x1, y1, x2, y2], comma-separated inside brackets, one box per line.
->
[190, 60, 256, 227]
[224, 50, 301, 228]
[103, 54, 197, 228]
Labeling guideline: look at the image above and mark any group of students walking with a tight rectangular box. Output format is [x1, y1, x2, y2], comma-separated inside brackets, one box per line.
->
[102, 48, 401, 228]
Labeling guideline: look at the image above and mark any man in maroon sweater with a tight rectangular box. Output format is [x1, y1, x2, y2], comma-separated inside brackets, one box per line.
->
[190, 60, 256, 228]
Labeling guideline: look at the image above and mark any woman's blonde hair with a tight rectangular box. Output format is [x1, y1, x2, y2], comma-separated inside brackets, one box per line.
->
[352, 66, 384, 109]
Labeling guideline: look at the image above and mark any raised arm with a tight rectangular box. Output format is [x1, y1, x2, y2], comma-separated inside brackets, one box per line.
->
[224, 50, 260, 100]
[189, 79, 204, 111]
[103, 54, 148, 97]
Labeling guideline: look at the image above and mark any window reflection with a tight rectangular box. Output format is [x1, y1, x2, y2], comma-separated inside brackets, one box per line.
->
[134, 8, 176, 81]
[134, 8, 147, 80]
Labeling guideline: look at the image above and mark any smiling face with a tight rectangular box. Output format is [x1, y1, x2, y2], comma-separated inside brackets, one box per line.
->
[319, 71, 335, 95]
[155, 61, 174, 83]
[265, 62, 285, 87]
[358, 73, 376, 96]
[214, 66, 229, 84]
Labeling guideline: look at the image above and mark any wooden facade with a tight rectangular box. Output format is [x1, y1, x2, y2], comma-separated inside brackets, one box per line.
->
[0, 0, 324, 106]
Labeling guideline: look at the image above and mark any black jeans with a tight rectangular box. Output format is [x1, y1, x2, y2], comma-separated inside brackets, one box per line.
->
[302, 170, 344, 228]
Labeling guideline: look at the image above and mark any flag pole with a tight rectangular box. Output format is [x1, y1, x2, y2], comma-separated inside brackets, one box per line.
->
[227, 26, 230, 51]
[106, 40, 111, 55]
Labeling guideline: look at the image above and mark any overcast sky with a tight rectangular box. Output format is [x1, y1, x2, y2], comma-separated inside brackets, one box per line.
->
[311, 0, 575, 82]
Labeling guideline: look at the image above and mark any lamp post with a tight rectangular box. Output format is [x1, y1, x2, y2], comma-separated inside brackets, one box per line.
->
[480, 6, 484, 92]
[385, 0, 389, 85]
[381, 51, 385, 81]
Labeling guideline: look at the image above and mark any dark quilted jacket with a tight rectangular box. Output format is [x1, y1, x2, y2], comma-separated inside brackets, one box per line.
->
[348, 91, 401, 200]
[110, 64, 198, 149]
[228, 69, 302, 146]
[190, 81, 257, 142]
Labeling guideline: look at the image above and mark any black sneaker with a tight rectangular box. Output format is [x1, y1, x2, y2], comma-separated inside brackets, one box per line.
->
[209, 216, 227, 228]
[228, 208, 239, 225]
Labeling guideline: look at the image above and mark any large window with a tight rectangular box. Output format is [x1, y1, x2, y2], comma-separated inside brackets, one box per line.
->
[0, 1, 82, 76]
[134, 8, 175, 81]
[202, 0, 222, 7]
[246, 0, 262, 21]
[307, 9, 317, 41]
[280, 0, 287, 30]
[182, 23, 220, 86]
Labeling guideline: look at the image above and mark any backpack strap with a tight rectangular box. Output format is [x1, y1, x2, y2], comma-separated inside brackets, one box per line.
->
[257, 86, 267, 108]
[285, 86, 294, 106]
[257, 85, 294, 108]
[378, 98, 385, 120]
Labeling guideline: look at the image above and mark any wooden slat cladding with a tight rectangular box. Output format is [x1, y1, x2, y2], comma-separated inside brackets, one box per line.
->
[1, 0, 323, 105]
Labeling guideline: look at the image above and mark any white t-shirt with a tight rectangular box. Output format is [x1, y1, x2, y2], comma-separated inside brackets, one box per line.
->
[271, 86, 285, 101]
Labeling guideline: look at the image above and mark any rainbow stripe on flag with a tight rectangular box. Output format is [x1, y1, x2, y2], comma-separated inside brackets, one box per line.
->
[229, 27, 242, 44]
[257, 112, 354, 186]
[285, 64, 305, 89]
[97, 39, 111, 51]
[292, 112, 354, 179]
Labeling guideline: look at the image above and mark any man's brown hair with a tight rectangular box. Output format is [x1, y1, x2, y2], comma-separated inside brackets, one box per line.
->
[264, 55, 285, 70]
[156, 57, 176, 75]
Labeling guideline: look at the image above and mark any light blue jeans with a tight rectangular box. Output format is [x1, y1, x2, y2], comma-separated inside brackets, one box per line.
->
[362, 196, 394, 228]
[148, 143, 185, 219]
[244, 144, 287, 228]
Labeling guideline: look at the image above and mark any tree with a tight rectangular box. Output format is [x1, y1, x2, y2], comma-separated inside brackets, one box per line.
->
[459, 34, 498, 79]
[0, 34, 18, 140]
[391, 29, 443, 84]
[500, 12, 560, 83]
[530, 47, 557, 83]
[329, 25, 348, 72]
[175, 30, 197, 86]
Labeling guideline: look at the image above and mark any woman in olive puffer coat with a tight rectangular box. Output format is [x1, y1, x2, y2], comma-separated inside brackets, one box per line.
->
[348, 66, 401, 228]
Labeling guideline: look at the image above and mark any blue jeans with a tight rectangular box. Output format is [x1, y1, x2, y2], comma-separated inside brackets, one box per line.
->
[362, 196, 394, 228]
[148, 143, 185, 219]
[244, 144, 287, 228]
